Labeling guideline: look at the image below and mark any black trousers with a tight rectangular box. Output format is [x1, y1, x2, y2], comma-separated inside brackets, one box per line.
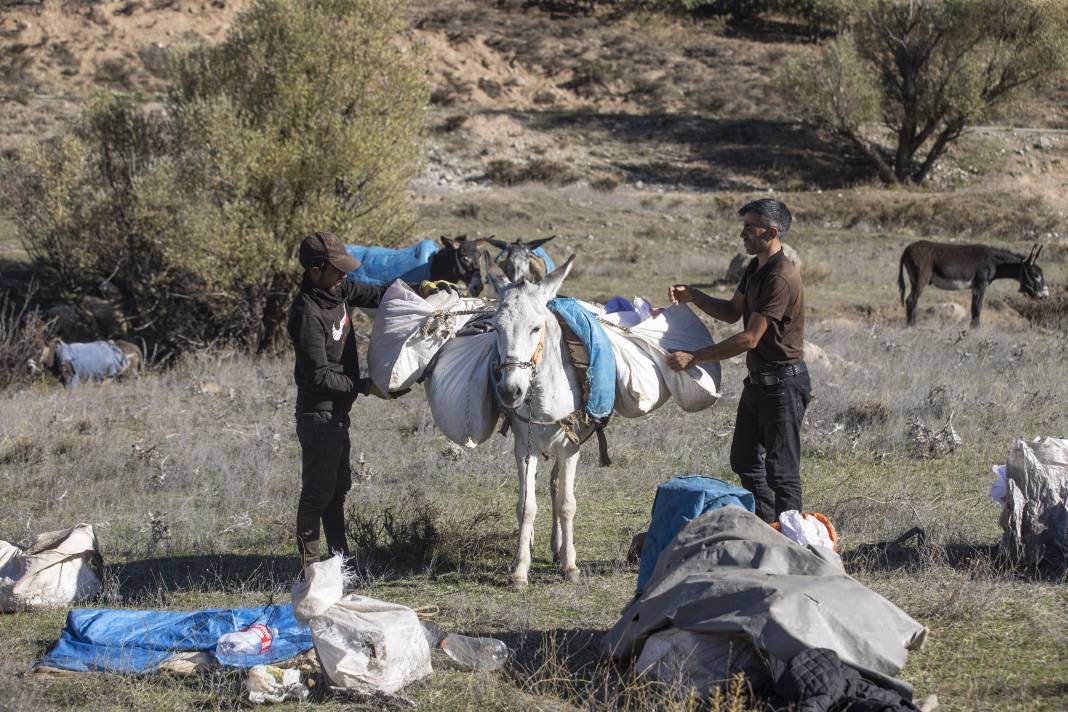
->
[730, 366, 812, 523]
[295, 410, 352, 566]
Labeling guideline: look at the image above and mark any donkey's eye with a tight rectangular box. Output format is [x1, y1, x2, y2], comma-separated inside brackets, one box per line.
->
[530, 326, 540, 335]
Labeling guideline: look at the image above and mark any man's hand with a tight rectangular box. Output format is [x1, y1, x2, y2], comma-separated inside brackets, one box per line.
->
[666, 351, 695, 372]
[668, 284, 693, 305]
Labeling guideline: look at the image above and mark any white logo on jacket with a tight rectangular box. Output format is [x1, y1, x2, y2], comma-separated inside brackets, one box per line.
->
[332, 311, 349, 342]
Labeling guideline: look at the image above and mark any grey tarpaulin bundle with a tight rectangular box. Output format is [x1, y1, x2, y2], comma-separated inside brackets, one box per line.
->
[603, 507, 927, 700]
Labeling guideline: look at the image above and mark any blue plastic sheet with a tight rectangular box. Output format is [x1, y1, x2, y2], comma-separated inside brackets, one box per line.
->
[345, 240, 439, 286]
[39, 604, 312, 673]
[548, 297, 616, 419]
[532, 246, 555, 273]
[55, 341, 129, 387]
[637, 476, 755, 593]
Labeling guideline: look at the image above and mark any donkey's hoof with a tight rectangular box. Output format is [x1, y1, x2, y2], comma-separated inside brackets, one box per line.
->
[509, 575, 529, 590]
[562, 568, 582, 584]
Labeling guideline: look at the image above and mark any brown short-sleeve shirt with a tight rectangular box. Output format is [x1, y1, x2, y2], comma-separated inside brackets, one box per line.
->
[737, 249, 805, 373]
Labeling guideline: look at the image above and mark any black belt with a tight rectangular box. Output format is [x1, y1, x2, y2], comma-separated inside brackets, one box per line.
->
[749, 362, 806, 386]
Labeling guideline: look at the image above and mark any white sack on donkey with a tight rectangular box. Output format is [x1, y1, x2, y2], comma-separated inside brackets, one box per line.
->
[292, 555, 431, 695]
[587, 299, 721, 416]
[368, 280, 491, 394]
[424, 330, 501, 448]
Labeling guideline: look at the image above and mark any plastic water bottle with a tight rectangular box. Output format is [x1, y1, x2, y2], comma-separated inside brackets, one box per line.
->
[438, 634, 509, 672]
[217, 624, 278, 655]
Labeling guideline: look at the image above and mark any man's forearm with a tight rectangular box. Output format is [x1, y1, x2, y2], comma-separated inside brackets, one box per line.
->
[690, 289, 740, 323]
[692, 331, 756, 363]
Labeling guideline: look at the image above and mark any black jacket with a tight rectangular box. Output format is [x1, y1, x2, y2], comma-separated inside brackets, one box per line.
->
[287, 276, 384, 414]
[773, 648, 920, 712]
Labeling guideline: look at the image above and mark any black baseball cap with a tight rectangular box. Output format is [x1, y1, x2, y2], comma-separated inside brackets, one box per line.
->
[298, 231, 359, 272]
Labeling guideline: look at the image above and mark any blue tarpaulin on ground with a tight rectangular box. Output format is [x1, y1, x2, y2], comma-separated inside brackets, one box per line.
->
[548, 297, 615, 419]
[55, 341, 129, 387]
[38, 604, 312, 673]
[345, 240, 439, 286]
[637, 476, 755, 593]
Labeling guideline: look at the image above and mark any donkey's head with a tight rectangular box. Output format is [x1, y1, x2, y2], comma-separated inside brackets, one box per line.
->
[1020, 244, 1049, 300]
[491, 255, 574, 409]
[487, 236, 556, 283]
[437, 235, 488, 297]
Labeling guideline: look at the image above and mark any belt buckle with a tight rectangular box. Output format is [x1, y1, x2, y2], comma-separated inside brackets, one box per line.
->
[753, 372, 779, 386]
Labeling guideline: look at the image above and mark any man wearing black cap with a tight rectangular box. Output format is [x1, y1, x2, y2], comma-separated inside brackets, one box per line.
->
[288, 230, 385, 568]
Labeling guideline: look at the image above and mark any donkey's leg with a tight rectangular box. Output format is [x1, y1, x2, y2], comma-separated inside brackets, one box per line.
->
[509, 428, 539, 588]
[970, 282, 987, 328]
[553, 446, 582, 583]
[549, 460, 562, 563]
[905, 266, 928, 326]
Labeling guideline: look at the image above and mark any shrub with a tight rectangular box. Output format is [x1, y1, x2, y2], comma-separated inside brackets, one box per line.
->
[785, 0, 1068, 184]
[1, 0, 427, 355]
[0, 288, 53, 392]
[345, 488, 512, 576]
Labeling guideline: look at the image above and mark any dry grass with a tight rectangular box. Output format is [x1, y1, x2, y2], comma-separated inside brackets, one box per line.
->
[1, 217, 1067, 708]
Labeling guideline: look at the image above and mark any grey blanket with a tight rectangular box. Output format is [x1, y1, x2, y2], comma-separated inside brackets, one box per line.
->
[602, 508, 927, 686]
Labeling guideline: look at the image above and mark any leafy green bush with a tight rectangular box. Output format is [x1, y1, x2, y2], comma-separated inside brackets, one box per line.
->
[785, 0, 1068, 184]
[1, 0, 427, 355]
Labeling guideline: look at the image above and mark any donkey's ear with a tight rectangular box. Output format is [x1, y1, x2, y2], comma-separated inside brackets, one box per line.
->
[526, 235, 556, 250]
[485, 237, 509, 250]
[440, 235, 457, 249]
[1033, 244, 1044, 263]
[538, 254, 575, 300]
[486, 260, 512, 294]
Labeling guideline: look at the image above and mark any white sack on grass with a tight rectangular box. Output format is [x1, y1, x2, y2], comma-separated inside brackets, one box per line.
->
[425, 331, 500, 447]
[1000, 436, 1068, 575]
[368, 280, 488, 394]
[292, 556, 431, 696]
[0, 524, 101, 613]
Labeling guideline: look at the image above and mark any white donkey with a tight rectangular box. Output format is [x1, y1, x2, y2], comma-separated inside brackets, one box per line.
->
[489, 255, 597, 588]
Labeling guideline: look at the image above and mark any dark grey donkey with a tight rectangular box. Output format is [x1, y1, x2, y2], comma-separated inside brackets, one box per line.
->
[487, 236, 556, 283]
[898, 240, 1049, 327]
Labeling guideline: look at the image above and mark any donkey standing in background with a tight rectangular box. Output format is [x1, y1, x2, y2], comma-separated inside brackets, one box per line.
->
[345, 235, 489, 296]
[898, 241, 1049, 327]
[487, 236, 556, 283]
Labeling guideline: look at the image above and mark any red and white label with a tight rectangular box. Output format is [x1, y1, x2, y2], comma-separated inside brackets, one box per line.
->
[244, 623, 273, 653]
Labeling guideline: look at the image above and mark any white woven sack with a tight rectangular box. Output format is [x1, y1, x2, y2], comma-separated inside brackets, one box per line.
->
[291, 556, 431, 695]
[425, 331, 500, 447]
[368, 280, 488, 394]
[603, 329, 670, 418]
[0, 524, 101, 612]
[589, 303, 721, 414]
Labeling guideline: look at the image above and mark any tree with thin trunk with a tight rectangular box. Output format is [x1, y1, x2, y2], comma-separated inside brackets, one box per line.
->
[785, 0, 1068, 185]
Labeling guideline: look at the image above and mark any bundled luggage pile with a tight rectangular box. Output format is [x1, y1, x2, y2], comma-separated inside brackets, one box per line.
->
[367, 280, 723, 447]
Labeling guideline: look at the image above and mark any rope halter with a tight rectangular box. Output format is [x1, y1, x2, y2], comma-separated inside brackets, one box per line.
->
[496, 323, 547, 374]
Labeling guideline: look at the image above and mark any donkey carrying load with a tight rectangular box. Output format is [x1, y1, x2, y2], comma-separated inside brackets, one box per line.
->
[368, 258, 722, 586]
[486, 236, 556, 283]
[344, 235, 491, 296]
[898, 240, 1049, 327]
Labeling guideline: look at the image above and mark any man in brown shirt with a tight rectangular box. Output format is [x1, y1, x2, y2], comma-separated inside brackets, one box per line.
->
[665, 199, 811, 522]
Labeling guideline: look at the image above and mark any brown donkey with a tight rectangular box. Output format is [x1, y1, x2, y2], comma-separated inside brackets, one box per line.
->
[898, 241, 1048, 327]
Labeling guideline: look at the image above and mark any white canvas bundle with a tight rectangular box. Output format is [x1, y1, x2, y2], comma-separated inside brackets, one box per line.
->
[584, 301, 721, 416]
[425, 331, 501, 447]
[0, 524, 101, 612]
[604, 329, 670, 418]
[292, 556, 432, 695]
[368, 280, 488, 394]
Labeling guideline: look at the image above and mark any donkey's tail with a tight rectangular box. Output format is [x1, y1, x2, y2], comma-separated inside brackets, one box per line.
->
[898, 252, 907, 306]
